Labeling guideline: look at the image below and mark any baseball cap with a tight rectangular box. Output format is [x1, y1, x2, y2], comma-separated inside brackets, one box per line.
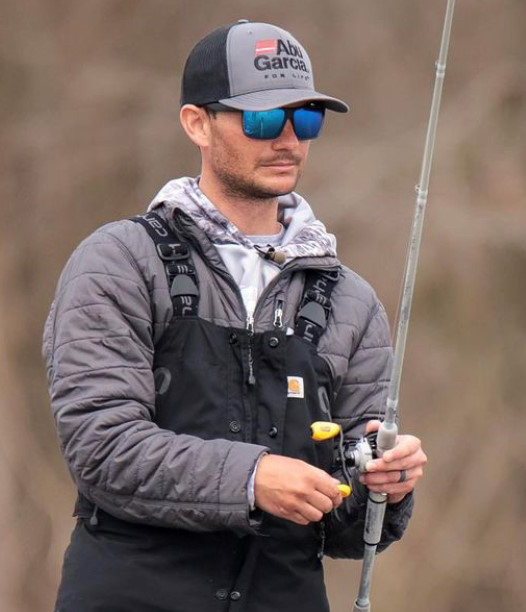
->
[180, 20, 349, 113]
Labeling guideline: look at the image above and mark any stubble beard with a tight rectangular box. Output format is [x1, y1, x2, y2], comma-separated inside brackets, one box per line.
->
[210, 133, 303, 203]
[216, 166, 302, 202]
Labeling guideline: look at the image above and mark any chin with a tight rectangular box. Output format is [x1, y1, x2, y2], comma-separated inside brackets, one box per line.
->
[260, 176, 299, 197]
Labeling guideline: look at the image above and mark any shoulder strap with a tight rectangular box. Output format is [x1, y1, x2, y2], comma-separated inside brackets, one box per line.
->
[295, 269, 340, 346]
[130, 212, 199, 317]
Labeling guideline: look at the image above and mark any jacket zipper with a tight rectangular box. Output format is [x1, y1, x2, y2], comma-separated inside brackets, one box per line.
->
[251, 261, 339, 325]
[246, 314, 256, 385]
[273, 298, 284, 329]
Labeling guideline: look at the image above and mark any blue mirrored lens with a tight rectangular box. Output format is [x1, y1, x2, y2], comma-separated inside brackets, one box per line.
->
[292, 107, 324, 140]
[242, 106, 325, 140]
[243, 110, 286, 139]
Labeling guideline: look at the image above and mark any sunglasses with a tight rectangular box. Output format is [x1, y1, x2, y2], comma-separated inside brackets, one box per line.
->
[205, 102, 325, 141]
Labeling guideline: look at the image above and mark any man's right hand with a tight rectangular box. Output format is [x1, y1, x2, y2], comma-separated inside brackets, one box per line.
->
[254, 454, 343, 525]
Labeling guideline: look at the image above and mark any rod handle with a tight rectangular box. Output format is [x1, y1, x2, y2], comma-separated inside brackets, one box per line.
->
[376, 419, 398, 456]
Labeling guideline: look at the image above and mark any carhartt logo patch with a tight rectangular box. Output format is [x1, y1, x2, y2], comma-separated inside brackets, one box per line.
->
[287, 376, 304, 399]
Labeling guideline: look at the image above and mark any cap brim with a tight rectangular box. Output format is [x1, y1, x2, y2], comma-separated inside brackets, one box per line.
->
[218, 88, 349, 113]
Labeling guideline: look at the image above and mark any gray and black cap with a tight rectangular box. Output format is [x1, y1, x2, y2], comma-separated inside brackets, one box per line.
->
[181, 20, 349, 113]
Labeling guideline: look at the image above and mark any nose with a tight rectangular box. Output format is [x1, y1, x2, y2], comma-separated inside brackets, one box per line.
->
[272, 119, 299, 149]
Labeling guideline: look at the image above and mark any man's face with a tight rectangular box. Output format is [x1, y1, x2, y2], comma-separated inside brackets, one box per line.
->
[204, 106, 311, 200]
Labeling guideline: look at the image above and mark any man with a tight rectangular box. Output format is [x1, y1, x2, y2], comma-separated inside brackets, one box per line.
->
[44, 20, 426, 612]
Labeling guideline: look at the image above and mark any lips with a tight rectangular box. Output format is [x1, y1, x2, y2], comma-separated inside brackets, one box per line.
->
[260, 158, 299, 168]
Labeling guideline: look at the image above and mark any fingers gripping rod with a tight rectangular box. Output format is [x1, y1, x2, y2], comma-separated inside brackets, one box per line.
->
[353, 2, 456, 611]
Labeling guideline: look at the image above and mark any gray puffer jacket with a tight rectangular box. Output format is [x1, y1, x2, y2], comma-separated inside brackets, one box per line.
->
[43, 179, 412, 556]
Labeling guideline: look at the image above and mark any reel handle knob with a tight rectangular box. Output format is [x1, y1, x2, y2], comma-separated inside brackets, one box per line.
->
[337, 483, 352, 498]
[310, 421, 341, 441]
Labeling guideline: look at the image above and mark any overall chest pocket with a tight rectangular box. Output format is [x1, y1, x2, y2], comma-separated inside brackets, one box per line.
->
[152, 318, 239, 440]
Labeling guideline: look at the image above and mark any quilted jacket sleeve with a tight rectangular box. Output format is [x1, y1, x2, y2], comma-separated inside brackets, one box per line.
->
[43, 223, 268, 533]
[324, 283, 414, 559]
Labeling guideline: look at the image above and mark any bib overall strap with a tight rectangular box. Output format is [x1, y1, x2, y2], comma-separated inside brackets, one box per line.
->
[295, 269, 340, 347]
[130, 212, 199, 317]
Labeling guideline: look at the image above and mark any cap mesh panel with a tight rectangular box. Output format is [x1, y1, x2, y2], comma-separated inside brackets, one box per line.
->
[180, 24, 233, 106]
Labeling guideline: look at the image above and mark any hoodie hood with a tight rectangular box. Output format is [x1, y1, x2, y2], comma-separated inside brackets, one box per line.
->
[148, 177, 337, 263]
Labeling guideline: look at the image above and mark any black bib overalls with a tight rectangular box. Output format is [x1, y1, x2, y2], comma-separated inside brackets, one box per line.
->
[56, 219, 340, 612]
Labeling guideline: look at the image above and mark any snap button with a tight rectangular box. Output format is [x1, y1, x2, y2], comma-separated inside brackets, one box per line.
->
[268, 426, 278, 438]
[215, 589, 228, 600]
[229, 420, 241, 433]
[230, 591, 242, 601]
[229, 333, 238, 345]
[268, 336, 280, 348]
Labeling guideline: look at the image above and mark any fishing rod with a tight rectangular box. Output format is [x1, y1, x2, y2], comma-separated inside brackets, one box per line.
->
[312, 1, 456, 610]
[352, 1, 456, 610]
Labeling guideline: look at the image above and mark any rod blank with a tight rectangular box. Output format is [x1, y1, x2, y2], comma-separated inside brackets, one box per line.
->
[386, 0, 456, 426]
[352, 2, 456, 611]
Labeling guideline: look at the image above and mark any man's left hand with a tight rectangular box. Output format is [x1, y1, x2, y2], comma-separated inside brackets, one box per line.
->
[359, 420, 427, 504]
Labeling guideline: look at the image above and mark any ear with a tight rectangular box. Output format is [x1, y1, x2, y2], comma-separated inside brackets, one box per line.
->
[180, 105, 212, 148]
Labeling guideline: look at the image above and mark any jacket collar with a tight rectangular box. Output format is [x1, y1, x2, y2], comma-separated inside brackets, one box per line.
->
[148, 177, 338, 266]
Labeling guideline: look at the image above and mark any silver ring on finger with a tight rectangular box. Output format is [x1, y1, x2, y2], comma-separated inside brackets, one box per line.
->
[398, 469, 407, 483]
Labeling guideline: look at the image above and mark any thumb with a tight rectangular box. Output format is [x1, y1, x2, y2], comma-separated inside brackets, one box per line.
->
[365, 419, 382, 434]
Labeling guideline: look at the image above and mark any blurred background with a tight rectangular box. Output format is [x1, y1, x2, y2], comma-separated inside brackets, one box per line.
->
[1, 0, 525, 610]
